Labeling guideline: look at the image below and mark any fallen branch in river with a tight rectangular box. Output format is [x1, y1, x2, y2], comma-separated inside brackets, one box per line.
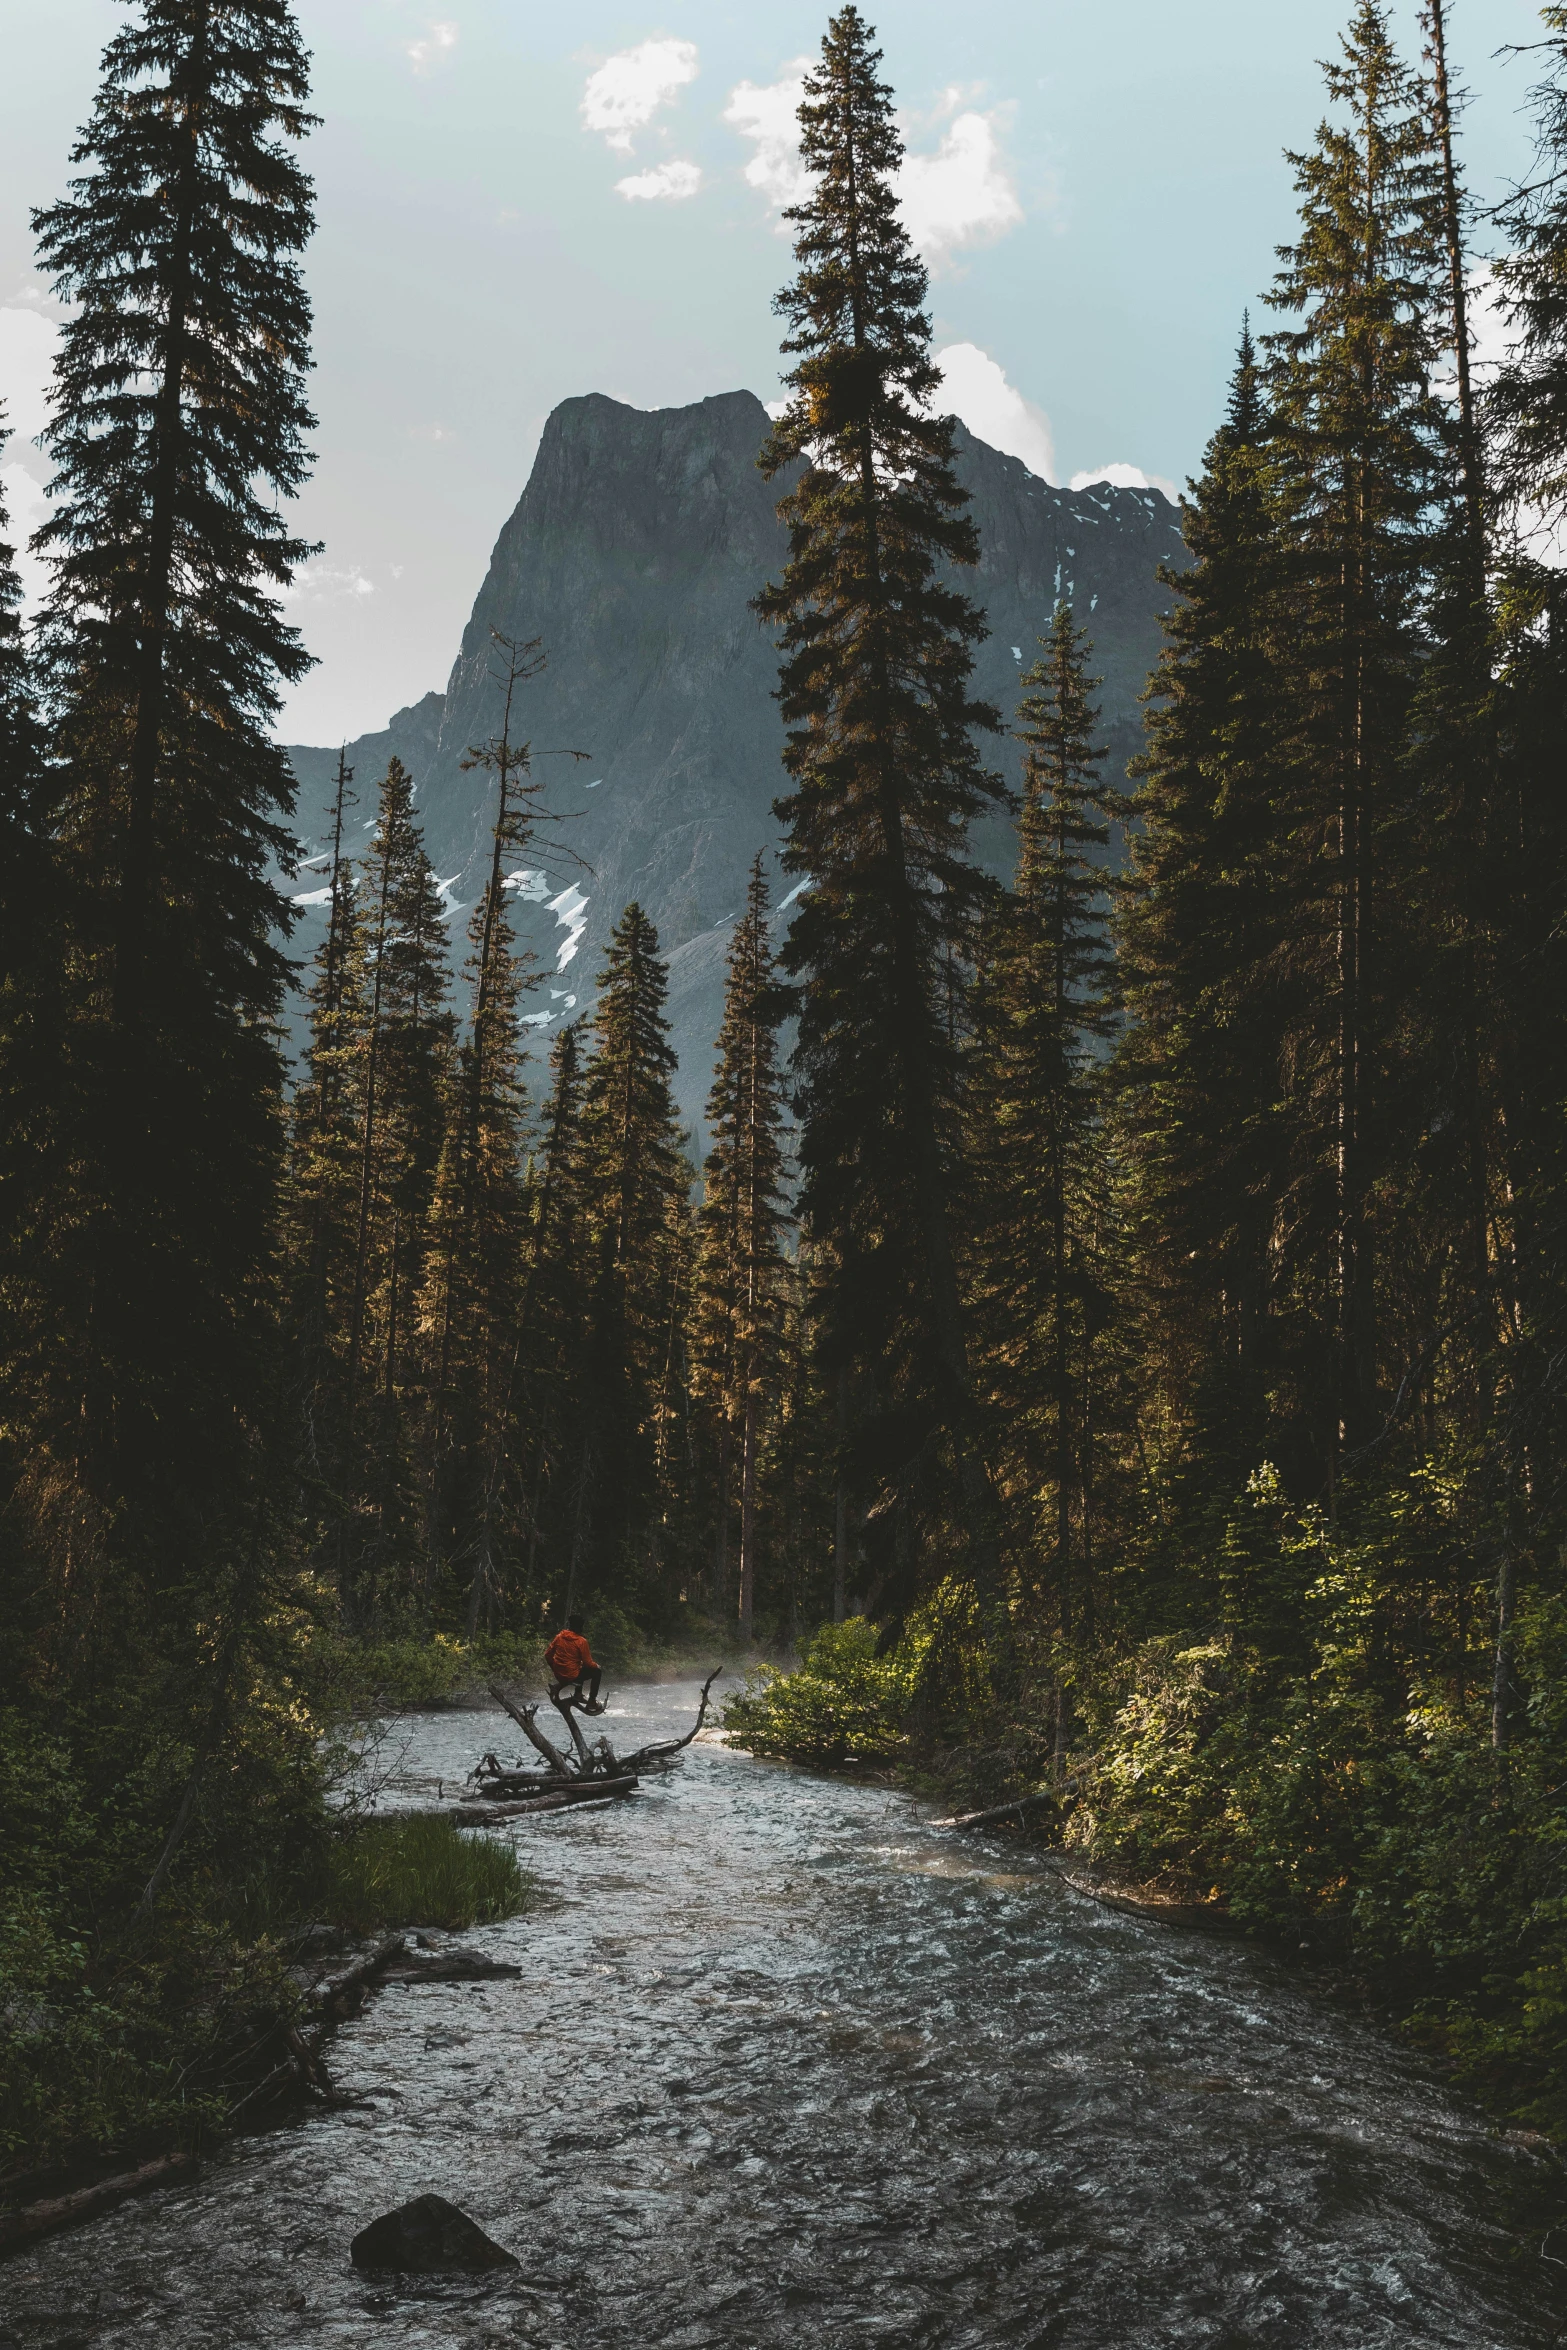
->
[449, 1775, 639, 1825]
[225, 1934, 407, 2127]
[0, 2153, 198, 2259]
[617, 1667, 724, 1773]
[475, 1670, 723, 1797]
[487, 1686, 574, 1778]
[929, 1791, 1058, 1831]
[316, 1933, 408, 2019]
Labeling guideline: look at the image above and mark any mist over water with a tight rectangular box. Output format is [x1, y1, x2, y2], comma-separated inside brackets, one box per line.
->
[7, 1682, 1560, 2348]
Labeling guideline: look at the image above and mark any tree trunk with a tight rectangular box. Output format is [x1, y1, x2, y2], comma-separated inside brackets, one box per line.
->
[737, 1380, 759, 1642]
[1491, 1545, 1516, 1751]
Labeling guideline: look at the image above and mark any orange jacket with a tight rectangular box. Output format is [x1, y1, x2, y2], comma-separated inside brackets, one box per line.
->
[546, 1628, 597, 1681]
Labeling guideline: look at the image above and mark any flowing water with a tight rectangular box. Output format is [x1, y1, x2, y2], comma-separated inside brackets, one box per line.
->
[4, 1680, 1562, 2350]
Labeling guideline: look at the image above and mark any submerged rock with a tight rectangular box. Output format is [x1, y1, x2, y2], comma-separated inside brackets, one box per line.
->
[350, 2193, 518, 2273]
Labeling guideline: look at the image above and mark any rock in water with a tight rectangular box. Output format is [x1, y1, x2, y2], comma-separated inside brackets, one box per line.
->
[350, 2193, 519, 2273]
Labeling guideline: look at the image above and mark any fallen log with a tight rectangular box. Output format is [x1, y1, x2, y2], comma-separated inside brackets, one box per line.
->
[0, 2152, 197, 2259]
[929, 1790, 1058, 1831]
[315, 1933, 408, 2018]
[448, 1774, 639, 1825]
[380, 1949, 524, 1984]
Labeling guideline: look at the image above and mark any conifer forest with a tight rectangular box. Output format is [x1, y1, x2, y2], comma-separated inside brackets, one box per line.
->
[6, 0, 1567, 2249]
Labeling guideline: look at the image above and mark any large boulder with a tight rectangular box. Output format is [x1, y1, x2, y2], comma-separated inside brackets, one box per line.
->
[350, 2192, 518, 2273]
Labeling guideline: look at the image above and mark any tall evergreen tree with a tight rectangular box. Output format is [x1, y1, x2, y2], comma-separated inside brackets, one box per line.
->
[24, 0, 317, 1618]
[694, 855, 792, 1639]
[1489, 7, 1567, 519]
[419, 792, 534, 1634]
[1483, 8, 1567, 1716]
[971, 606, 1123, 1637]
[573, 904, 690, 1608]
[513, 1021, 591, 1601]
[1263, 0, 1445, 1455]
[757, 5, 1006, 1609]
[1117, 329, 1310, 1483]
[331, 756, 453, 1616]
[285, 748, 359, 1441]
[0, 420, 59, 1632]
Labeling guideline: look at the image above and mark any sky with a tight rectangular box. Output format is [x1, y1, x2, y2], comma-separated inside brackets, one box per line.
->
[0, 0, 1552, 744]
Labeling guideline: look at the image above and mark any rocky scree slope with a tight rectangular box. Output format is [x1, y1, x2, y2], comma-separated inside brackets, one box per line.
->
[284, 389, 1187, 1142]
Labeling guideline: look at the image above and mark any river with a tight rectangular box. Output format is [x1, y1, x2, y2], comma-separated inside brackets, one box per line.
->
[4, 1679, 1561, 2349]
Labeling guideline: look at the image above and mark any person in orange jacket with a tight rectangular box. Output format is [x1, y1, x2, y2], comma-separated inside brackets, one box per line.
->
[545, 1615, 604, 1713]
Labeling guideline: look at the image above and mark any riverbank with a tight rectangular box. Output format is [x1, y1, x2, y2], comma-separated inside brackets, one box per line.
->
[0, 1805, 532, 2204]
[723, 1611, 1567, 2151]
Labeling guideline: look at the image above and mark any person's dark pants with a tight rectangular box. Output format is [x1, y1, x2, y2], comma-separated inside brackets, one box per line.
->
[555, 1669, 601, 1709]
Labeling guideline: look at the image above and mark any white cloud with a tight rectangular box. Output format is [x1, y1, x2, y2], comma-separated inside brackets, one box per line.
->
[407, 20, 457, 70]
[615, 159, 702, 203]
[1070, 461, 1179, 504]
[0, 305, 58, 446]
[935, 344, 1055, 481]
[898, 111, 1021, 266]
[582, 38, 698, 155]
[724, 62, 813, 216]
[722, 76, 1020, 267]
[284, 563, 376, 606]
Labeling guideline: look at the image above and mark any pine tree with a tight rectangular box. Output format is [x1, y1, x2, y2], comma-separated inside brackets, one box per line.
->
[513, 1021, 591, 1601]
[1117, 329, 1310, 1485]
[573, 904, 690, 1607]
[285, 750, 359, 1382]
[23, 0, 316, 1622]
[1263, 0, 1445, 1454]
[756, 5, 1006, 1608]
[970, 606, 1123, 1638]
[419, 632, 585, 1627]
[420, 807, 534, 1633]
[0, 418, 59, 1631]
[329, 755, 453, 1617]
[693, 855, 792, 1639]
[1489, 7, 1567, 518]
[1482, 9, 1567, 1724]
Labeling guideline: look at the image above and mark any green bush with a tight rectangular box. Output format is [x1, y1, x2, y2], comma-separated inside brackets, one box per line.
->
[317, 1815, 531, 1932]
[310, 1631, 547, 1712]
[721, 1617, 915, 1766]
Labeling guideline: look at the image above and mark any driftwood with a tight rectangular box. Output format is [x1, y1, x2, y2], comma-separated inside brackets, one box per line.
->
[380, 1949, 524, 1984]
[488, 1686, 575, 1779]
[476, 1669, 722, 1803]
[929, 1791, 1058, 1831]
[316, 1933, 408, 2018]
[449, 1776, 639, 1825]
[0, 2152, 198, 2259]
[617, 1667, 724, 1773]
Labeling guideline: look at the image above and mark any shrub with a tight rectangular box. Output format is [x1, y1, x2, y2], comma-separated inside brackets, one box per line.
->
[724, 1617, 915, 1766]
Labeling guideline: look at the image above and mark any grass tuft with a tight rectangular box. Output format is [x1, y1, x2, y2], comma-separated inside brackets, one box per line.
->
[321, 1815, 531, 1932]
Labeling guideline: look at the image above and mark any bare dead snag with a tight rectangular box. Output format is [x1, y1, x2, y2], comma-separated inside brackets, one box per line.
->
[488, 1685, 574, 1777]
[619, 1667, 724, 1772]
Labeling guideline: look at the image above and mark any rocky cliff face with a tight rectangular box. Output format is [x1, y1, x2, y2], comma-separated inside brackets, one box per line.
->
[285, 389, 1186, 1139]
